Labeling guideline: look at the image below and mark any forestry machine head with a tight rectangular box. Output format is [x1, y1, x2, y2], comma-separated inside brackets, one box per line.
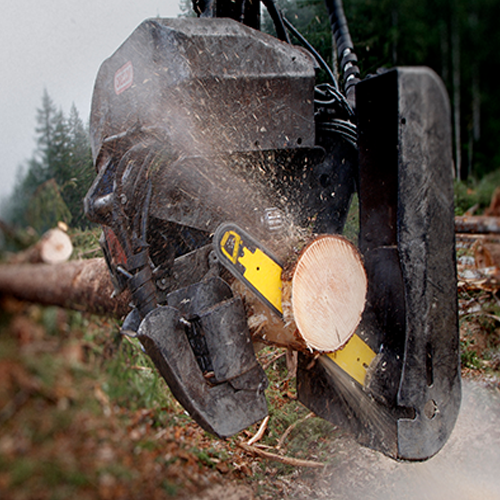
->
[85, 0, 461, 460]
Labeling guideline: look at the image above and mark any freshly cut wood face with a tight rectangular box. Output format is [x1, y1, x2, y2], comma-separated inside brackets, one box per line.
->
[40, 228, 73, 264]
[291, 235, 367, 352]
[7, 227, 73, 265]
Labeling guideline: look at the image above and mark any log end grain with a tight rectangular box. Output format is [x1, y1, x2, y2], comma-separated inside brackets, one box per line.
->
[291, 235, 367, 352]
[39, 228, 73, 264]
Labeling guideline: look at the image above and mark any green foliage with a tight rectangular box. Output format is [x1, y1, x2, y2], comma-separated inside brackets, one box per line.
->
[454, 179, 479, 215]
[454, 168, 500, 215]
[26, 179, 73, 231]
[103, 336, 173, 412]
[69, 226, 103, 260]
[3, 90, 94, 234]
[460, 338, 482, 370]
[265, 0, 500, 179]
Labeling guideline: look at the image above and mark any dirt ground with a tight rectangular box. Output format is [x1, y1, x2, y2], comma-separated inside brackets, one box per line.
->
[1, 288, 499, 499]
[0, 297, 331, 500]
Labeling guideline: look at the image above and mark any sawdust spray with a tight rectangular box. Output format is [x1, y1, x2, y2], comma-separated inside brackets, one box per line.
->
[297, 380, 500, 500]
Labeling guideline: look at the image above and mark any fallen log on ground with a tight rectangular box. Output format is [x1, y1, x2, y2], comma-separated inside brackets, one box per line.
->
[0, 258, 130, 317]
[455, 215, 500, 234]
[8, 228, 73, 265]
[456, 233, 500, 246]
[0, 234, 367, 355]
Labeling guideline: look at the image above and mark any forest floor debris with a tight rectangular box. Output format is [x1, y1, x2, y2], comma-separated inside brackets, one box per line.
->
[1, 225, 500, 499]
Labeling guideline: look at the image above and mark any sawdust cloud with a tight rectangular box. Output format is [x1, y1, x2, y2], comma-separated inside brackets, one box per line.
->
[319, 355, 397, 454]
[297, 380, 500, 500]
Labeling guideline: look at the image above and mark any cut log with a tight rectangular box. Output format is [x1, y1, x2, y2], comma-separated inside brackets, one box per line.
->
[288, 235, 367, 352]
[245, 235, 367, 354]
[0, 258, 130, 317]
[9, 228, 73, 264]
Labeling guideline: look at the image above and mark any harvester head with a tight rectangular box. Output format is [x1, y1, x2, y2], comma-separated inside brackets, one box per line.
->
[85, 6, 460, 460]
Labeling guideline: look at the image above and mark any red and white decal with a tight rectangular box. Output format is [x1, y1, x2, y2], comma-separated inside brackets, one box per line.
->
[114, 61, 134, 95]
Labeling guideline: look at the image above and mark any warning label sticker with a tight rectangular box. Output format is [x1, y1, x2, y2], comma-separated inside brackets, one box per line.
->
[114, 61, 133, 95]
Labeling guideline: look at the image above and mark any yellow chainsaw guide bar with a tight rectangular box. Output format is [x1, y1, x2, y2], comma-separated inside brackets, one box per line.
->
[213, 223, 376, 386]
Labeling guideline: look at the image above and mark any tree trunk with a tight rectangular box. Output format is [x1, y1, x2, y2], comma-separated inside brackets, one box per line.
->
[455, 215, 500, 234]
[0, 258, 130, 317]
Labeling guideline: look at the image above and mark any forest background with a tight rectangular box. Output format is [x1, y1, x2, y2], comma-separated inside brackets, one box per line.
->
[1, 0, 499, 238]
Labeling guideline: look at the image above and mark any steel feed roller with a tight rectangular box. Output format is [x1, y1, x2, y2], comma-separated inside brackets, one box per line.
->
[84, 0, 461, 461]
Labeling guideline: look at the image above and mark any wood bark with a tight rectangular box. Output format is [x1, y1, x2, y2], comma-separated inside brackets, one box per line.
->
[0, 258, 130, 317]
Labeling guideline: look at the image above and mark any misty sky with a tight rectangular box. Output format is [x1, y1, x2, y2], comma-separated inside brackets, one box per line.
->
[0, 0, 182, 205]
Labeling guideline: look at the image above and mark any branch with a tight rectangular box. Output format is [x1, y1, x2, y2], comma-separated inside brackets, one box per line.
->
[237, 442, 325, 468]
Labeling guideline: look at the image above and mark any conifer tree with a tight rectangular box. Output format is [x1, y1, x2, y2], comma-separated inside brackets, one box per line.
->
[3, 91, 94, 233]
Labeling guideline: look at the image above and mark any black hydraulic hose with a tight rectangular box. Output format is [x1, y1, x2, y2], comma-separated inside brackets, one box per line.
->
[261, 0, 290, 43]
[315, 83, 354, 118]
[324, 0, 360, 104]
[282, 15, 339, 89]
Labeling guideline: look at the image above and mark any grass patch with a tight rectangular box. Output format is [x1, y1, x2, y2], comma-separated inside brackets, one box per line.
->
[454, 168, 500, 215]
[460, 337, 483, 370]
[102, 336, 173, 412]
[8, 456, 92, 492]
[68, 226, 103, 260]
[342, 193, 359, 244]
[161, 478, 179, 496]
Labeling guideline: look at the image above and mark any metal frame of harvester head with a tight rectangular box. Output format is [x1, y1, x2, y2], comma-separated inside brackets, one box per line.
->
[84, 0, 461, 460]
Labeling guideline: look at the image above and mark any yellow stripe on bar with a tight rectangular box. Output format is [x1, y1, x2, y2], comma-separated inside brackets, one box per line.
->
[327, 334, 376, 386]
[238, 246, 283, 313]
[216, 223, 375, 385]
